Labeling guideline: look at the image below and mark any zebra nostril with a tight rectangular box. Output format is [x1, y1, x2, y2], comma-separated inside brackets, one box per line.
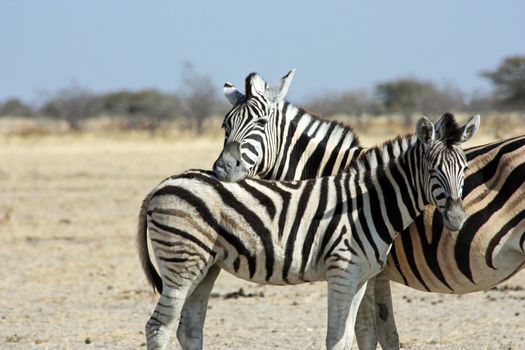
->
[236, 160, 241, 167]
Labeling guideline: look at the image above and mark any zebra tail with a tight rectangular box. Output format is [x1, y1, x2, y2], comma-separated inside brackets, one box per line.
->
[137, 190, 163, 294]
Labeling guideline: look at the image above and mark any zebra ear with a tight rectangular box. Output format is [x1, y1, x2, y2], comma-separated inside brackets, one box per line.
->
[224, 83, 245, 105]
[458, 114, 480, 143]
[416, 116, 435, 145]
[264, 69, 295, 103]
[433, 113, 447, 140]
[245, 73, 268, 97]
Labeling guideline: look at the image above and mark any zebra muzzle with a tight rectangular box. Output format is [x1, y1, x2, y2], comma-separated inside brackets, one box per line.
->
[213, 142, 248, 182]
[443, 197, 466, 231]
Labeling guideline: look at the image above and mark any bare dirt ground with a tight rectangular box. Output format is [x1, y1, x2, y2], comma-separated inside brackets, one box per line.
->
[0, 134, 523, 350]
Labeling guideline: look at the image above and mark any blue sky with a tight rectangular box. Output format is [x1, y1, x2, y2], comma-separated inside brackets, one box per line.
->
[1, 1, 524, 104]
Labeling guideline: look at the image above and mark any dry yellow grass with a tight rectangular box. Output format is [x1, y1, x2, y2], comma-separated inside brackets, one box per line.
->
[0, 123, 523, 349]
[1, 112, 524, 142]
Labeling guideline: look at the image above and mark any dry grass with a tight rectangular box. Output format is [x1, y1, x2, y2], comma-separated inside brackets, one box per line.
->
[331, 112, 525, 147]
[1, 112, 523, 143]
[0, 121, 523, 349]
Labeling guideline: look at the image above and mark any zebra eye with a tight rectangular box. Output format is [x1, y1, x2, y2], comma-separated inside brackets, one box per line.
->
[258, 118, 268, 124]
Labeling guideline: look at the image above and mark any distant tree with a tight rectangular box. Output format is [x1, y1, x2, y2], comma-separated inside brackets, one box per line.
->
[376, 78, 433, 116]
[305, 90, 380, 117]
[481, 55, 525, 109]
[375, 78, 465, 125]
[0, 98, 34, 117]
[466, 91, 495, 113]
[180, 62, 218, 134]
[100, 89, 180, 131]
[423, 82, 466, 113]
[40, 85, 101, 130]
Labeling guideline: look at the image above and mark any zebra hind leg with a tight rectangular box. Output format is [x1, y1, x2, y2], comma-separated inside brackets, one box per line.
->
[145, 260, 216, 350]
[146, 284, 192, 350]
[176, 265, 221, 350]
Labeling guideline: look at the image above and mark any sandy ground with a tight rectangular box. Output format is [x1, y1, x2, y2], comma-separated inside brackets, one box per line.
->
[0, 135, 523, 350]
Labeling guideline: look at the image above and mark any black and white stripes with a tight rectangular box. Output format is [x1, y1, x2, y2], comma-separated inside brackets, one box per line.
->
[213, 70, 361, 182]
[211, 70, 525, 349]
[138, 115, 478, 350]
[384, 134, 525, 292]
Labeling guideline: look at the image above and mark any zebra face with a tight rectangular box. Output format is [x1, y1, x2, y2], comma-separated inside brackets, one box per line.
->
[425, 145, 468, 231]
[213, 107, 270, 182]
[213, 70, 295, 182]
[417, 113, 480, 231]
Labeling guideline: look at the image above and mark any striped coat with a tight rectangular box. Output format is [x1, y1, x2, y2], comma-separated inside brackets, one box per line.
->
[139, 115, 478, 350]
[212, 71, 524, 349]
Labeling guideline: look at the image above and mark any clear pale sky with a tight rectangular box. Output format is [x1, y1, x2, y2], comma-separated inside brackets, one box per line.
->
[1, 1, 524, 104]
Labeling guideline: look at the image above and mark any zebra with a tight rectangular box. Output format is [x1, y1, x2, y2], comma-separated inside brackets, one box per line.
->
[212, 71, 525, 349]
[213, 69, 362, 182]
[138, 114, 479, 350]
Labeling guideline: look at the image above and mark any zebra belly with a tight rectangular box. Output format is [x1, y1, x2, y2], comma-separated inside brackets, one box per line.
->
[380, 217, 525, 293]
[381, 256, 524, 294]
[216, 250, 327, 286]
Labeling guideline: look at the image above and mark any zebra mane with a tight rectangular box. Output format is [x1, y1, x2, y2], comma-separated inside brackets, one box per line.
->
[233, 72, 363, 150]
[347, 113, 466, 175]
[437, 112, 464, 147]
[287, 103, 362, 147]
[348, 134, 418, 174]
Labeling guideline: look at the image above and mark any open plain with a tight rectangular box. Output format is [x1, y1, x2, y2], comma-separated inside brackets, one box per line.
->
[1, 122, 524, 349]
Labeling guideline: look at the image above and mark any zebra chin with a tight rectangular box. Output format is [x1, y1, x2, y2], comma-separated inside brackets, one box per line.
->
[441, 198, 467, 231]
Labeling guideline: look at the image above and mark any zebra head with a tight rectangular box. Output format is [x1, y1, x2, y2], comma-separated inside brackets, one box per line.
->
[416, 113, 480, 231]
[213, 69, 295, 182]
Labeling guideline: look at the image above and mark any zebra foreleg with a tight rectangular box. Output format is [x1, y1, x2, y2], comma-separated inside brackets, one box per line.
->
[176, 265, 221, 350]
[326, 275, 368, 350]
[374, 278, 400, 350]
[355, 278, 379, 350]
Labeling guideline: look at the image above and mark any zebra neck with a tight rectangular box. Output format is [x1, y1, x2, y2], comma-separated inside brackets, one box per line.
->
[356, 140, 428, 243]
[267, 102, 361, 181]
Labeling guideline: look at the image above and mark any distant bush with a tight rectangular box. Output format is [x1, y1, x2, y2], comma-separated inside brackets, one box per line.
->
[30, 64, 228, 134]
[375, 78, 466, 125]
[305, 89, 380, 117]
[40, 85, 101, 130]
[304, 78, 468, 126]
[179, 62, 227, 134]
[0, 98, 35, 117]
[481, 55, 525, 110]
[99, 89, 182, 132]
[1, 56, 523, 134]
